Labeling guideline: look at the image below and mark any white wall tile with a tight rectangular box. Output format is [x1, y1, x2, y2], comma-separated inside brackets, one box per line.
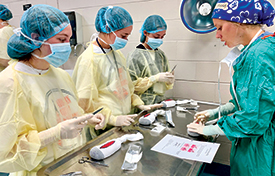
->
[25, 0, 58, 8]
[8, 1, 27, 17]
[196, 62, 218, 82]
[1, 0, 22, 3]
[196, 31, 217, 42]
[177, 40, 220, 61]
[1, 0, 13, 3]
[9, 16, 21, 27]
[46, 0, 58, 8]
[127, 21, 142, 41]
[173, 61, 196, 80]
[159, 41, 177, 61]
[58, 0, 146, 11]
[121, 0, 180, 22]
[196, 62, 231, 82]
[174, 81, 217, 102]
[165, 20, 197, 40]
[27, 0, 48, 5]
[58, 0, 94, 10]
[75, 7, 99, 26]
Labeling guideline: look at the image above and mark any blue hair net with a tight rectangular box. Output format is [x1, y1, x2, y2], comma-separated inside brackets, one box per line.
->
[7, 4, 70, 59]
[95, 6, 133, 33]
[0, 4, 12, 21]
[212, 0, 275, 27]
[139, 15, 167, 43]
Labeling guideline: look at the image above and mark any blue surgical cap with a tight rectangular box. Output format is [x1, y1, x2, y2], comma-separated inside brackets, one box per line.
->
[212, 0, 275, 27]
[140, 15, 167, 43]
[95, 6, 133, 34]
[0, 4, 12, 21]
[7, 4, 70, 59]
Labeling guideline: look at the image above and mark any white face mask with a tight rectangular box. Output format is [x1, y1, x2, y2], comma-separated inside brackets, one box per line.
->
[1, 21, 7, 26]
[221, 47, 242, 67]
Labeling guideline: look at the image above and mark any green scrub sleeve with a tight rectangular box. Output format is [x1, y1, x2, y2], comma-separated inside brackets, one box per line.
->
[207, 102, 236, 120]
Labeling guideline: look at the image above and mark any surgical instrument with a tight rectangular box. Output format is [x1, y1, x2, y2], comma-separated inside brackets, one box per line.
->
[78, 156, 108, 167]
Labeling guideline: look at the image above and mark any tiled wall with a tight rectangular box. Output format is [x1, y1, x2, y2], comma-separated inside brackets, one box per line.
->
[2, 0, 275, 104]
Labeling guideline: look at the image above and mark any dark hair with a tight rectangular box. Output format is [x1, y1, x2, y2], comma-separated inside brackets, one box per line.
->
[16, 53, 32, 62]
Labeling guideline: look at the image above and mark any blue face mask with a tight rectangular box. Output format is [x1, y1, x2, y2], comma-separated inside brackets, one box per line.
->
[110, 32, 127, 50]
[147, 37, 163, 50]
[32, 42, 71, 67]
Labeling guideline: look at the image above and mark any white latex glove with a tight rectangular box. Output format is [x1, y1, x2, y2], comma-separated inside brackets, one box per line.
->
[59, 114, 93, 139]
[115, 114, 137, 126]
[150, 72, 175, 84]
[137, 104, 163, 111]
[166, 73, 175, 84]
[87, 113, 105, 130]
[38, 114, 93, 148]
[194, 110, 210, 124]
[187, 122, 205, 135]
[158, 72, 174, 84]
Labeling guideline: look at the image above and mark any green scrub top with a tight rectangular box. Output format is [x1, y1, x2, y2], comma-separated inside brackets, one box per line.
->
[218, 33, 275, 176]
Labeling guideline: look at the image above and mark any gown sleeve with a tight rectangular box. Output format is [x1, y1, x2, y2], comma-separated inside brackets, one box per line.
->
[0, 70, 47, 172]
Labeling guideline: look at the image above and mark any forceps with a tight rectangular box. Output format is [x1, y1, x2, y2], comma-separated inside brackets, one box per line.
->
[78, 156, 108, 167]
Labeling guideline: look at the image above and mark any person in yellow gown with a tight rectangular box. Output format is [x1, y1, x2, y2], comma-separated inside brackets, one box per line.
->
[0, 5, 105, 175]
[0, 4, 14, 71]
[72, 6, 162, 133]
[127, 15, 174, 105]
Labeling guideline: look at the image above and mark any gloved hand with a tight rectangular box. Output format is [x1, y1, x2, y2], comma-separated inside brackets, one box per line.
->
[137, 104, 163, 111]
[167, 73, 175, 84]
[87, 113, 105, 130]
[38, 114, 94, 148]
[157, 72, 175, 84]
[115, 114, 137, 126]
[150, 72, 175, 84]
[194, 110, 210, 124]
[187, 122, 205, 135]
[59, 114, 94, 139]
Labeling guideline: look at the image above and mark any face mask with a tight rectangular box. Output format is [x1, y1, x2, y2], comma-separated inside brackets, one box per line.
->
[13, 28, 72, 67]
[1, 21, 7, 26]
[32, 42, 71, 67]
[110, 32, 127, 50]
[147, 37, 163, 50]
[221, 47, 241, 67]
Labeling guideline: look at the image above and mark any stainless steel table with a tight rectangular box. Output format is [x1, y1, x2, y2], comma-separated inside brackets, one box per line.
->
[38, 102, 218, 176]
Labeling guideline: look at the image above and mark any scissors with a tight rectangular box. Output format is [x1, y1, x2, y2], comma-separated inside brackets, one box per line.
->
[170, 65, 177, 73]
[78, 156, 108, 167]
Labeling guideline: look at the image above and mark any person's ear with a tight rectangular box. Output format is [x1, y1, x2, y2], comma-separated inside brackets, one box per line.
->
[143, 30, 148, 37]
[31, 33, 40, 40]
[30, 33, 41, 46]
